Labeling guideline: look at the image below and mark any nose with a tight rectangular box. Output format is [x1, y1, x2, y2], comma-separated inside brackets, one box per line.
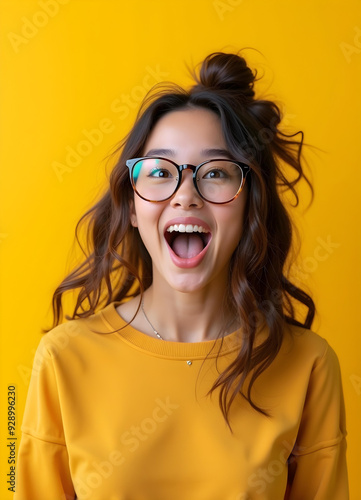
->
[170, 169, 203, 209]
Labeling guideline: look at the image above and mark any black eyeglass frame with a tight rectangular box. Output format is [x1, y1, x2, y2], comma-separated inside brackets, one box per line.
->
[126, 156, 250, 204]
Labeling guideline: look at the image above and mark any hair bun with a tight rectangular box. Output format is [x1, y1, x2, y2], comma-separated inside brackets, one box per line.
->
[197, 52, 255, 99]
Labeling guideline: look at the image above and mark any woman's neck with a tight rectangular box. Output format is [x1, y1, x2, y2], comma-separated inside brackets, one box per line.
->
[118, 282, 240, 343]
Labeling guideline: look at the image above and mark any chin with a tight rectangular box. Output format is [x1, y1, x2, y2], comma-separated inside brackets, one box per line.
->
[153, 270, 206, 294]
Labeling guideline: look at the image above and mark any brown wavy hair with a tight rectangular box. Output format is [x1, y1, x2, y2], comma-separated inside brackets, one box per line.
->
[49, 51, 315, 429]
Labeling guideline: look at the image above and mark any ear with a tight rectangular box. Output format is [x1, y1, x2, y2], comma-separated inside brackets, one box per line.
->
[129, 198, 138, 227]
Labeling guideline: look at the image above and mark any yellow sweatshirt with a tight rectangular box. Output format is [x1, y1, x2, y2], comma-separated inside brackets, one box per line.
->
[14, 302, 348, 500]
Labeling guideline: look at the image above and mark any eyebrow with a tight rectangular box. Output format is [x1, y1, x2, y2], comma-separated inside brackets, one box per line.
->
[144, 148, 176, 157]
[144, 148, 232, 159]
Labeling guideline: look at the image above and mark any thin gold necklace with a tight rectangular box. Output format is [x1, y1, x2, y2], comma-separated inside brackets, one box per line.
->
[141, 300, 235, 342]
[141, 300, 164, 340]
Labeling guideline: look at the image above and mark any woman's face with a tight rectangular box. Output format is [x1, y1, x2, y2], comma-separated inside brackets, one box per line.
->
[130, 107, 248, 295]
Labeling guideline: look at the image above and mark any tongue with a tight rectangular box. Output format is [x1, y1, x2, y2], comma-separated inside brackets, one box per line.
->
[172, 233, 204, 259]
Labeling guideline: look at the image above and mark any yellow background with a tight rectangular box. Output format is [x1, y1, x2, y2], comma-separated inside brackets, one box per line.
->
[1, 0, 360, 497]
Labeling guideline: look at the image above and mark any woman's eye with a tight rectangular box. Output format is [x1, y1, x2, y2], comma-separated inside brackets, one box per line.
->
[203, 169, 228, 179]
[148, 169, 172, 178]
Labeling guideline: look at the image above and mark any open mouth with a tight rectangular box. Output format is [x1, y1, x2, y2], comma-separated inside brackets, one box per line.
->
[165, 224, 211, 259]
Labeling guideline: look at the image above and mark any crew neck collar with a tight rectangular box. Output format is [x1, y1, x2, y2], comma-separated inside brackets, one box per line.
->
[99, 302, 243, 360]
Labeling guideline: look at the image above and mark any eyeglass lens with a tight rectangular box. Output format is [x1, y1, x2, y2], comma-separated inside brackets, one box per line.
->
[131, 158, 244, 203]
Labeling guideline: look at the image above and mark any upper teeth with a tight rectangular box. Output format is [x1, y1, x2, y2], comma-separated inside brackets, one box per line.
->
[166, 224, 209, 233]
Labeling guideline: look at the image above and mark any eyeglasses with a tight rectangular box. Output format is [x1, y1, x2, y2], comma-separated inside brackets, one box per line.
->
[126, 157, 250, 204]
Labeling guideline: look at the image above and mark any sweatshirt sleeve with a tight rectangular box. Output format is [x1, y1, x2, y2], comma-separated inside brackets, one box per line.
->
[286, 342, 349, 500]
[14, 336, 76, 500]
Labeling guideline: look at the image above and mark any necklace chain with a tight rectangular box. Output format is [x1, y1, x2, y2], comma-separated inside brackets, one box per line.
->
[141, 300, 236, 342]
[141, 300, 164, 340]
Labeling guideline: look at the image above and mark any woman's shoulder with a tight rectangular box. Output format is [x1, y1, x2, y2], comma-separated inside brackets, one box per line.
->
[280, 321, 341, 372]
[256, 323, 344, 407]
[36, 303, 119, 359]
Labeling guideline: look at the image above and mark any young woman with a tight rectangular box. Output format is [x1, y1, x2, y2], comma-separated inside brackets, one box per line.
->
[15, 52, 349, 499]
